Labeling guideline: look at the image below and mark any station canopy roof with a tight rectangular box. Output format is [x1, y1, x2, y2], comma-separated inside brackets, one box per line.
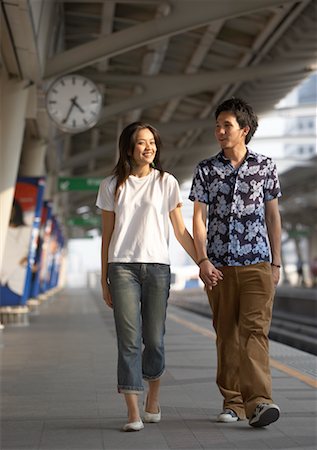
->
[2, 0, 317, 236]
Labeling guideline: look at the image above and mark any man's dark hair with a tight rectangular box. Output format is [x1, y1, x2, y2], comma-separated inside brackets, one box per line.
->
[215, 98, 258, 144]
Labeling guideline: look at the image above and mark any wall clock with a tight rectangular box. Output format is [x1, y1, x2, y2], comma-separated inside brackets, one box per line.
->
[45, 74, 102, 133]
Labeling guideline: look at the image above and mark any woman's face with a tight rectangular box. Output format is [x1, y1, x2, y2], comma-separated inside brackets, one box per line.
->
[131, 128, 157, 168]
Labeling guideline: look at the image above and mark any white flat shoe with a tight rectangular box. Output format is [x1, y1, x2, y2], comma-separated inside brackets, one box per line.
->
[122, 420, 144, 432]
[143, 405, 161, 423]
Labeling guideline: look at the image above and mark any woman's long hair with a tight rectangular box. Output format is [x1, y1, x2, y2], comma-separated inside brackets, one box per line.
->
[112, 121, 164, 198]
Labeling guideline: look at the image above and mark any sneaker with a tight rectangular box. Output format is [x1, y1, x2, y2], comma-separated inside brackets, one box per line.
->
[122, 420, 144, 432]
[249, 403, 280, 427]
[217, 409, 238, 423]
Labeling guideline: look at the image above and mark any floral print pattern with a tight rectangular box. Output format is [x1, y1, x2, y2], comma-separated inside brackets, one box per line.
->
[189, 149, 281, 267]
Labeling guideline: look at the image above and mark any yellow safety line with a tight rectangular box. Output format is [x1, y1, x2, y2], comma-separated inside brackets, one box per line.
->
[167, 312, 317, 389]
[269, 358, 317, 389]
[168, 312, 216, 339]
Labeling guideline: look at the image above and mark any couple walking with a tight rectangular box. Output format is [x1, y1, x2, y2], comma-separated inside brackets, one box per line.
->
[96, 97, 281, 431]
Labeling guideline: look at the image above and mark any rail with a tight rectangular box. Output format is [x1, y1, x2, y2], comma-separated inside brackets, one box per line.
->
[169, 286, 317, 356]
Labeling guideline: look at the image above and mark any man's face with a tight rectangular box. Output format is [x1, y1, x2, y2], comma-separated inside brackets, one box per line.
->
[215, 111, 249, 150]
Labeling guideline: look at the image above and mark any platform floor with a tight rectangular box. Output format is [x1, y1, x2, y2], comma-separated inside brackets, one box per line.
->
[1, 288, 316, 450]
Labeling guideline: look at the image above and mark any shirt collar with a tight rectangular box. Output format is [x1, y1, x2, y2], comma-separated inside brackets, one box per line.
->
[217, 147, 258, 164]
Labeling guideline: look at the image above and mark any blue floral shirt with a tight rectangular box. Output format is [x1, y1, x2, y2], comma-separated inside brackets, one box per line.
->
[189, 149, 282, 267]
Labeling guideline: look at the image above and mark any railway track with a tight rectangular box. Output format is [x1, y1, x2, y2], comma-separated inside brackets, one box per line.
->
[269, 311, 317, 355]
[169, 288, 317, 356]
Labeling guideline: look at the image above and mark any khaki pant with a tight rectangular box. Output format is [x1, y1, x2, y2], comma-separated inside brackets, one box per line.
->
[207, 262, 275, 419]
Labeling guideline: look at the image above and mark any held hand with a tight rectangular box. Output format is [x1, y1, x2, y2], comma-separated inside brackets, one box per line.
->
[199, 260, 223, 290]
[102, 283, 113, 308]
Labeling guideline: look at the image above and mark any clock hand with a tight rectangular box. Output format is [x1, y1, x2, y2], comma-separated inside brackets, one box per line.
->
[62, 96, 77, 123]
[72, 98, 85, 113]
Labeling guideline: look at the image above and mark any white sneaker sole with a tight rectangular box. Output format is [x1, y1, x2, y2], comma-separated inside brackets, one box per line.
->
[217, 411, 238, 423]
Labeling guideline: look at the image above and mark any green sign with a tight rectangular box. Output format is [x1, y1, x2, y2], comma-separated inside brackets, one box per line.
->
[58, 177, 103, 192]
[67, 216, 101, 227]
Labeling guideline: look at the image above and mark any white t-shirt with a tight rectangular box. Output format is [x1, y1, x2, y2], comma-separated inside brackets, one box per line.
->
[96, 170, 182, 264]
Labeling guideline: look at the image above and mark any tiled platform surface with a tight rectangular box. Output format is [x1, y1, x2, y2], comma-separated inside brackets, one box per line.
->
[1, 288, 316, 450]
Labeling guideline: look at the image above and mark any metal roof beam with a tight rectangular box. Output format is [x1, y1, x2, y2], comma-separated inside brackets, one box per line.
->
[125, 1, 171, 122]
[44, 0, 299, 79]
[97, 0, 115, 72]
[96, 58, 314, 123]
[62, 141, 116, 170]
[160, 20, 224, 123]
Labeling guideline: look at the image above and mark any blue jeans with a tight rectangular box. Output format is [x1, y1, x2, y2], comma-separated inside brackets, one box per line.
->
[108, 263, 171, 394]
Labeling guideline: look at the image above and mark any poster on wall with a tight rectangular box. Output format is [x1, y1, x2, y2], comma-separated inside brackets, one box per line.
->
[0, 177, 45, 306]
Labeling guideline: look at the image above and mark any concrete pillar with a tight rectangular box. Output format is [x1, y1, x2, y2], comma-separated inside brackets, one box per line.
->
[307, 227, 317, 285]
[19, 137, 47, 177]
[280, 245, 290, 285]
[0, 72, 30, 273]
[307, 227, 317, 260]
[294, 237, 305, 286]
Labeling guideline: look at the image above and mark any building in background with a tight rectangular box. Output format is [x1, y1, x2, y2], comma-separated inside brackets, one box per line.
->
[251, 73, 317, 286]
[252, 72, 317, 173]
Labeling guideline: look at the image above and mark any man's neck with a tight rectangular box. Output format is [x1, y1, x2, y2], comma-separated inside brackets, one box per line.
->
[223, 145, 247, 169]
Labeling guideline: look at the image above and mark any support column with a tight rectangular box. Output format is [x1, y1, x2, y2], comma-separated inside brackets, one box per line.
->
[280, 244, 290, 285]
[307, 227, 317, 286]
[0, 72, 30, 273]
[19, 137, 47, 177]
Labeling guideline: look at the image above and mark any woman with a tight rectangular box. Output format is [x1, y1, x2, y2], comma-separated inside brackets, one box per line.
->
[96, 122, 201, 432]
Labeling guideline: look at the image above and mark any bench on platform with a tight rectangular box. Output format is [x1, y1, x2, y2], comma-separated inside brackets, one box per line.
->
[0, 306, 29, 326]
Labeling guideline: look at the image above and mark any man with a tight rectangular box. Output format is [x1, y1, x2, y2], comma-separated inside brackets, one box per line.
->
[189, 97, 281, 427]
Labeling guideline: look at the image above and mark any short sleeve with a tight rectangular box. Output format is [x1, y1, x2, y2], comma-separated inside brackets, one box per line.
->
[188, 163, 209, 203]
[264, 160, 282, 201]
[96, 176, 116, 211]
[167, 174, 182, 212]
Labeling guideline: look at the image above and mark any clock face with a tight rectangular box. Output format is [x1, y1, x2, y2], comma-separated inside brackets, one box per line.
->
[45, 74, 102, 133]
